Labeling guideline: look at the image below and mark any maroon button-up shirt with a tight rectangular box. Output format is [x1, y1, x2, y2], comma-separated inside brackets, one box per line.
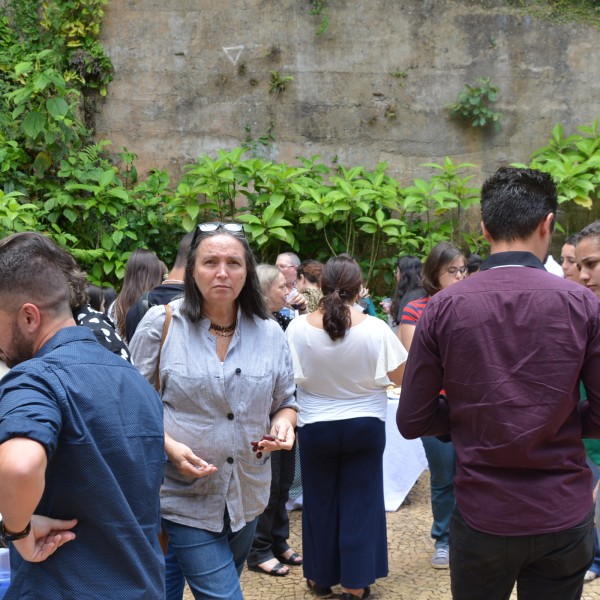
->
[398, 251, 600, 535]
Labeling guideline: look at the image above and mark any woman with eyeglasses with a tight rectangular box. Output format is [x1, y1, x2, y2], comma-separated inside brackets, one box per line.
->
[399, 241, 466, 570]
[130, 222, 297, 600]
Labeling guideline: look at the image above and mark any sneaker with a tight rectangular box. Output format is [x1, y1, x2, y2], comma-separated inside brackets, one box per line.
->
[584, 569, 598, 583]
[431, 546, 449, 569]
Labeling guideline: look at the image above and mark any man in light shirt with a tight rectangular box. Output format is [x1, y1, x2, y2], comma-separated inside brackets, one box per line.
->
[276, 252, 307, 316]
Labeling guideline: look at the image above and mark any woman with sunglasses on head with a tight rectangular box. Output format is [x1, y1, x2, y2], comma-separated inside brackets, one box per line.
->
[399, 241, 466, 570]
[130, 222, 297, 600]
[286, 255, 407, 600]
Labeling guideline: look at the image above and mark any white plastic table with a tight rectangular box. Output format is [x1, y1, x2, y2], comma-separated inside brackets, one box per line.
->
[383, 399, 428, 511]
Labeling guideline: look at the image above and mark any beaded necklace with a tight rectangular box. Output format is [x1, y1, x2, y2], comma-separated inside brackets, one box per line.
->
[209, 321, 236, 337]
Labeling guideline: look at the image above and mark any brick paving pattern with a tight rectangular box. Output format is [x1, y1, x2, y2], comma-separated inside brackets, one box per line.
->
[183, 472, 600, 599]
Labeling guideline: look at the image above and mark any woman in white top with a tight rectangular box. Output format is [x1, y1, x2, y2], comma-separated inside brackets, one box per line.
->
[286, 255, 407, 600]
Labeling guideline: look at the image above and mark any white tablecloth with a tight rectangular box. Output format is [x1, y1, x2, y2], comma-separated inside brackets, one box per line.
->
[286, 399, 427, 512]
[383, 399, 428, 511]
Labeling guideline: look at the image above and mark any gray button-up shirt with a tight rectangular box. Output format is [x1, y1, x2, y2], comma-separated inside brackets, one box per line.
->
[130, 299, 296, 532]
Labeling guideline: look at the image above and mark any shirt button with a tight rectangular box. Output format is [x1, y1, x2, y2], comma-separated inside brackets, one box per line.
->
[227, 457, 234, 464]
[235, 368, 241, 374]
[227, 413, 234, 420]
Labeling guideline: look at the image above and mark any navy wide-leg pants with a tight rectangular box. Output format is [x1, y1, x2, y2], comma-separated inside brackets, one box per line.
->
[298, 417, 388, 589]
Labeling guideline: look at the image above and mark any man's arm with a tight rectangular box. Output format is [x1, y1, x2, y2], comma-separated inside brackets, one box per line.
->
[0, 437, 77, 562]
[0, 437, 47, 532]
[396, 306, 450, 439]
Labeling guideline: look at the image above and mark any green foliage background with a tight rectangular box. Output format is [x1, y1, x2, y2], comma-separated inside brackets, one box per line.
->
[1, 0, 600, 294]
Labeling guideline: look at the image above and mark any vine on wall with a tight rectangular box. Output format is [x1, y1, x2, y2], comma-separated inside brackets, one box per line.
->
[2, 1, 600, 292]
[508, 0, 600, 27]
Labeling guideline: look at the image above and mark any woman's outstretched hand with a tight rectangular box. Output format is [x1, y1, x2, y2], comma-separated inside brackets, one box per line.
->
[165, 433, 217, 478]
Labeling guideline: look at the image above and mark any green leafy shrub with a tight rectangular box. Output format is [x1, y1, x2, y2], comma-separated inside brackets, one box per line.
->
[2, 2, 600, 295]
[513, 121, 600, 208]
[450, 77, 503, 130]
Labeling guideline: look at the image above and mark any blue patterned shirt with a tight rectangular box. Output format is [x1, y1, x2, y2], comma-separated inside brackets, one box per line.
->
[0, 327, 165, 599]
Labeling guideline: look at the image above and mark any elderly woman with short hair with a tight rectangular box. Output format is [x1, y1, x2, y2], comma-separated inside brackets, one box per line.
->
[245, 265, 302, 577]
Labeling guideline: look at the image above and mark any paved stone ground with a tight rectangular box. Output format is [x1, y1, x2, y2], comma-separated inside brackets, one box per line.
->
[184, 472, 600, 599]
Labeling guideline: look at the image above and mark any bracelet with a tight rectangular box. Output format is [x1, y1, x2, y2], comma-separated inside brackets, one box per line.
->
[0, 519, 31, 542]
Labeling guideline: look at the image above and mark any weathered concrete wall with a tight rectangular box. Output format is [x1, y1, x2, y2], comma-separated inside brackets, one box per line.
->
[96, 0, 600, 185]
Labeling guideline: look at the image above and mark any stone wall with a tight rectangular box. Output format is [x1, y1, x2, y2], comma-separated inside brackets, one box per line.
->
[96, 0, 600, 186]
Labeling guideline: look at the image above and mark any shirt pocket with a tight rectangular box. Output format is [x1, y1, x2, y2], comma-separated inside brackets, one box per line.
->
[236, 451, 271, 508]
[235, 369, 276, 427]
[161, 369, 210, 413]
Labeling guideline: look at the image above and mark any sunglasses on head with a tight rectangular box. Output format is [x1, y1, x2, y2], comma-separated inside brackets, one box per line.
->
[197, 222, 244, 233]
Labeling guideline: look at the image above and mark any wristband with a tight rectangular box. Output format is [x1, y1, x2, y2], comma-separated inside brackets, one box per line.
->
[0, 519, 31, 542]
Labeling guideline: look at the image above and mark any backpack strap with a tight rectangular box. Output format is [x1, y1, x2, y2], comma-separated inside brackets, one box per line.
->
[136, 291, 153, 321]
[155, 304, 173, 393]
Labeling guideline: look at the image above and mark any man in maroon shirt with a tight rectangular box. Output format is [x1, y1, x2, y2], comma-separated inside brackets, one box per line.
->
[398, 167, 600, 600]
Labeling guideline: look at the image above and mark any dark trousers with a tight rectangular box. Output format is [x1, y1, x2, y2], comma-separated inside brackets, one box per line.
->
[299, 418, 388, 589]
[246, 443, 296, 566]
[450, 509, 595, 600]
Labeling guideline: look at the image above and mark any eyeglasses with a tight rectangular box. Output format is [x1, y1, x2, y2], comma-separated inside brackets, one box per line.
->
[197, 222, 244, 233]
[445, 266, 467, 276]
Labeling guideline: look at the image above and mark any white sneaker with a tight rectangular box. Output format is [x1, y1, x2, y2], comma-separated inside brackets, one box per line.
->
[431, 546, 449, 569]
[584, 569, 598, 583]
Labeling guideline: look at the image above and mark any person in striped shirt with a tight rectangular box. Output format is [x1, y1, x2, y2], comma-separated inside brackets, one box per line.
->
[399, 242, 466, 569]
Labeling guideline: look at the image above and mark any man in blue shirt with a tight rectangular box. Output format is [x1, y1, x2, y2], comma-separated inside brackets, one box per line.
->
[0, 232, 165, 599]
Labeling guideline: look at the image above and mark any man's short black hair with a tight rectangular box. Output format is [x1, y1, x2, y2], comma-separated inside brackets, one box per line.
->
[481, 167, 557, 242]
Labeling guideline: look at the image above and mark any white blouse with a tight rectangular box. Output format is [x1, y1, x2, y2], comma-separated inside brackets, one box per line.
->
[286, 315, 407, 426]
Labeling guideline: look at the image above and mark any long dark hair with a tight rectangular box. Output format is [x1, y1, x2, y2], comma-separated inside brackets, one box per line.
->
[114, 249, 164, 339]
[182, 226, 270, 323]
[320, 255, 363, 341]
[390, 256, 422, 325]
[422, 242, 464, 296]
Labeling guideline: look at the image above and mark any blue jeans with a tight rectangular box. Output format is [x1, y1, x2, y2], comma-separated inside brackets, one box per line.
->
[163, 514, 258, 600]
[586, 459, 600, 576]
[165, 541, 186, 600]
[421, 436, 455, 548]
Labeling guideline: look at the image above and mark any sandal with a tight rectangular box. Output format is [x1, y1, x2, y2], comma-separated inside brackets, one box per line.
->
[306, 578, 334, 597]
[276, 550, 303, 566]
[341, 587, 371, 600]
[247, 561, 289, 577]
